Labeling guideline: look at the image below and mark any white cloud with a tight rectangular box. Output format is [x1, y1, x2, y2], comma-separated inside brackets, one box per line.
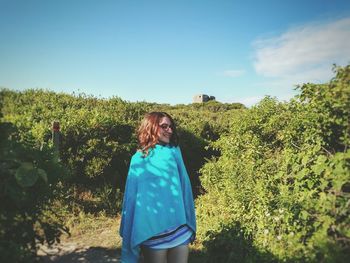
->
[222, 69, 245, 77]
[253, 17, 350, 85]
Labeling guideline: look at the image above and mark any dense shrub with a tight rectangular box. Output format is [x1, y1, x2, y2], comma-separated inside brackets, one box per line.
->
[0, 89, 240, 198]
[196, 65, 350, 262]
[0, 90, 150, 189]
[0, 121, 69, 262]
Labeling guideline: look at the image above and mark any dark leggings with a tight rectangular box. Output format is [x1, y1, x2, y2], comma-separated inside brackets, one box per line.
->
[141, 244, 189, 263]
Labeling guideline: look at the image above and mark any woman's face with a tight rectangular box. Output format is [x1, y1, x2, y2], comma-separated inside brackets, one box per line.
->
[157, 117, 173, 145]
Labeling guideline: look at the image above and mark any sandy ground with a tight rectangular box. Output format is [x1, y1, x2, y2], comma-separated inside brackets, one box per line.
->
[38, 241, 121, 263]
[37, 217, 122, 263]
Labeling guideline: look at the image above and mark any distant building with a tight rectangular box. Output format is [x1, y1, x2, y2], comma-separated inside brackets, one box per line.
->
[193, 94, 216, 103]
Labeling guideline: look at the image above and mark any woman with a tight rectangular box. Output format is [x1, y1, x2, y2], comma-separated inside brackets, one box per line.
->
[119, 112, 196, 263]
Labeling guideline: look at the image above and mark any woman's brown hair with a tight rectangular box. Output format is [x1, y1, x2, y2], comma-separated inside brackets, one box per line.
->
[137, 112, 179, 156]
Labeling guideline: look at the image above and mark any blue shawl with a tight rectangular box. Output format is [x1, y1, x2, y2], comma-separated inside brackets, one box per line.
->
[119, 145, 196, 262]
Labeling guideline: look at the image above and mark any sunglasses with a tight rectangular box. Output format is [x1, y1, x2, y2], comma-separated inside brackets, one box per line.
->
[159, 124, 174, 130]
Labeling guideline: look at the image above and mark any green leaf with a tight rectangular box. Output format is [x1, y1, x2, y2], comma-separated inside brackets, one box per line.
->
[300, 210, 309, 220]
[37, 168, 48, 183]
[15, 162, 38, 187]
[307, 180, 314, 189]
[302, 156, 309, 166]
[311, 163, 325, 175]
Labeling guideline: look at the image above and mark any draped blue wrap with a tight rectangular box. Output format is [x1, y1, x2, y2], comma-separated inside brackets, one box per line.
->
[119, 145, 196, 262]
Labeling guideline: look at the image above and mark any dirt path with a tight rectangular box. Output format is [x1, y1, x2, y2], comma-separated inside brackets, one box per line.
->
[36, 216, 203, 263]
[38, 241, 121, 263]
[38, 217, 122, 263]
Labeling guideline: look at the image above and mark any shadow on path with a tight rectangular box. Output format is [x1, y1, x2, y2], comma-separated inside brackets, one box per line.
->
[40, 246, 121, 263]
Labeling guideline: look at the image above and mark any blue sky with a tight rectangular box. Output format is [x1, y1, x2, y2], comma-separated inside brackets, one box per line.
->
[1, 0, 350, 106]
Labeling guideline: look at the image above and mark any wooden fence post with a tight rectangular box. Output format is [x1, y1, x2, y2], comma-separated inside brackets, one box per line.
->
[52, 121, 60, 152]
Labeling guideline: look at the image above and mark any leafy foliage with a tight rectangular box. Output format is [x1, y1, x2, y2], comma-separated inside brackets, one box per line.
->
[0, 122, 69, 262]
[0, 89, 237, 196]
[196, 65, 350, 262]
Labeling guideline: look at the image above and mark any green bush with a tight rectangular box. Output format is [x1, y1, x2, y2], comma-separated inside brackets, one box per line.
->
[0, 122, 69, 263]
[0, 89, 242, 200]
[196, 65, 350, 262]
